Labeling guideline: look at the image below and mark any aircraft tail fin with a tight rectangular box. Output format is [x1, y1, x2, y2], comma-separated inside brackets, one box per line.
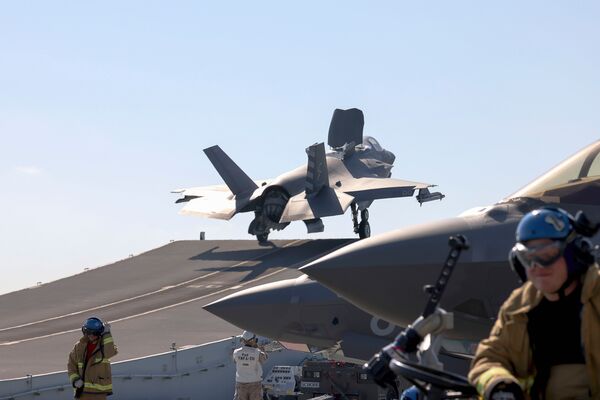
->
[305, 142, 329, 196]
[203, 145, 258, 196]
[327, 108, 364, 149]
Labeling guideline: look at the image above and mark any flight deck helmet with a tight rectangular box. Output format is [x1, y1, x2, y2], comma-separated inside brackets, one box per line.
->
[82, 317, 105, 336]
[241, 331, 256, 342]
[509, 207, 597, 283]
[516, 207, 572, 243]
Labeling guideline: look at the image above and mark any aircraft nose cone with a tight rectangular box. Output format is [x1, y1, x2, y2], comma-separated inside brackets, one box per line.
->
[302, 222, 456, 326]
[301, 216, 519, 341]
[205, 276, 348, 347]
[301, 217, 500, 333]
[204, 279, 295, 339]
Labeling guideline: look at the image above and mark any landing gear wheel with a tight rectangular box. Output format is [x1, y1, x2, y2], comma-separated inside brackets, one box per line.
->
[351, 203, 360, 234]
[358, 220, 371, 239]
[256, 233, 269, 243]
[361, 208, 369, 221]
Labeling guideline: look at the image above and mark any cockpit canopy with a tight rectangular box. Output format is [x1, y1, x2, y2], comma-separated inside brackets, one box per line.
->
[504, 140, 600, 206]
[362, 136, 383, 152]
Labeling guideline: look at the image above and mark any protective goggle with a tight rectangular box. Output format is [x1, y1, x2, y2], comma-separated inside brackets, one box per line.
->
[512, 240, 566, 269]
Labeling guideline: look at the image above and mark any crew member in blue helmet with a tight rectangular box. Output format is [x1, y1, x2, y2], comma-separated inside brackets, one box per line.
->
[469, 207, 600, 400]
[67, 317, 118, 399]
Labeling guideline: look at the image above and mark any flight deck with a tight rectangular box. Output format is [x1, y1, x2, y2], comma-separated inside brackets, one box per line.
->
[0, 239, 353, 379]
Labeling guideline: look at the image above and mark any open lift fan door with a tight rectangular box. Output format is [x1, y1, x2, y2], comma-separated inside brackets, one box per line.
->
[328, 108, 364, 149]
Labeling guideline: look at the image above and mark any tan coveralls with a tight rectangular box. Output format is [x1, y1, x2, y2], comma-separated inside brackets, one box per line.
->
[469, 264, 600, 399]
[67, 333, 118, 399]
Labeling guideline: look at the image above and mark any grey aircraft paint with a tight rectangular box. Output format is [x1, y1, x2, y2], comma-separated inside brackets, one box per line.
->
[204, 269, 474, 375]
[300, 140, 600, 343]
[204, 275, 402, 361]
[174, 108, 444, 242]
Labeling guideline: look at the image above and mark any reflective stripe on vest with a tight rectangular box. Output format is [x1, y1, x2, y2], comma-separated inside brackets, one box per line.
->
[518, 375, 535, 392]
[84, 382, 113, 392]
[69, 373, 79, 382]
[476, 367, 514, 394]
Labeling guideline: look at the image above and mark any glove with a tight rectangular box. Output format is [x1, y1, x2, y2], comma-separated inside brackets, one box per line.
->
[73, 379, 84, 389]
[103, 322, 111, 334]
[489, 382, 524, 400]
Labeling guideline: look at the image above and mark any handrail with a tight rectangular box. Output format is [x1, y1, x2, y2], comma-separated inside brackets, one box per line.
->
[0, 363, 229, 400]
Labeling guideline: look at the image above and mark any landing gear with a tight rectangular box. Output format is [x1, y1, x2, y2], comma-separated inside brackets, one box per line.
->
[249, 211, 270, 244]
[256, 232, 269, 243]
[351, 203, 371, 239]
[248, 189, 290, 243]
[361, 208, 369, 222]
[358, 219, 370, 239]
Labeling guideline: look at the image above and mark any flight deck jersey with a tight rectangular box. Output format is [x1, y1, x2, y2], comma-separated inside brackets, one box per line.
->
[233, 345, 267, 383]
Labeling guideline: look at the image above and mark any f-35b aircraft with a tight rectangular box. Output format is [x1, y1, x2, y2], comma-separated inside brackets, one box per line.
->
[173, 108, 444, 242]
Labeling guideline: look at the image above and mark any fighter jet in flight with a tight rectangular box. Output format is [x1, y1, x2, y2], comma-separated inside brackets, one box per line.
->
[173, 108, 444, 242]
[300, 140, 600, 341]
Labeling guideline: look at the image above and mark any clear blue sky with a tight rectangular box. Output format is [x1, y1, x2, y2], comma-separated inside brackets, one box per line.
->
[1, 2, 598, 294]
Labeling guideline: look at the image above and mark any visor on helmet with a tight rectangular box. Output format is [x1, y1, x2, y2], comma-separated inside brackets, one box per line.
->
[82, 327, 101, 336]
[512, 240, 566, 270]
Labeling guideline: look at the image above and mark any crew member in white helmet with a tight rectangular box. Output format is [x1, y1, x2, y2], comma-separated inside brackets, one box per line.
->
[232, 331, 268, 400]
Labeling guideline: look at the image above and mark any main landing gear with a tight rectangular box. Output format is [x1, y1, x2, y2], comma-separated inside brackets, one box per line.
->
[351, 203, 371, 239]
[256, 232, 269, 243]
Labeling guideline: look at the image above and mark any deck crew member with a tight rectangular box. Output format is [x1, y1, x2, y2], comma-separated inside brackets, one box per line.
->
[469, 207, 600, 399]
[68, 317, 118, 399]
[233, 331, 268, 400]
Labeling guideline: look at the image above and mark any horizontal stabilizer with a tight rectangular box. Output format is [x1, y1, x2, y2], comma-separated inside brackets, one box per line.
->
[179, 195, 249, 220]
[172, 180, 272, 202]
[280, 187, 354, 223]
[171, 184, 232, 202]
[204, 145, 258, 196]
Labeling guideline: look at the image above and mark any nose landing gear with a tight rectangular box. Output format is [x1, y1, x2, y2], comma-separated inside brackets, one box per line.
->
[351, 203, 371, 239]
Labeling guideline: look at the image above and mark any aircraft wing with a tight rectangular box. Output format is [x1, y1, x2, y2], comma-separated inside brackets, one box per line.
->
[339, 177, 433, 202]
[279, 187, 355, 223]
